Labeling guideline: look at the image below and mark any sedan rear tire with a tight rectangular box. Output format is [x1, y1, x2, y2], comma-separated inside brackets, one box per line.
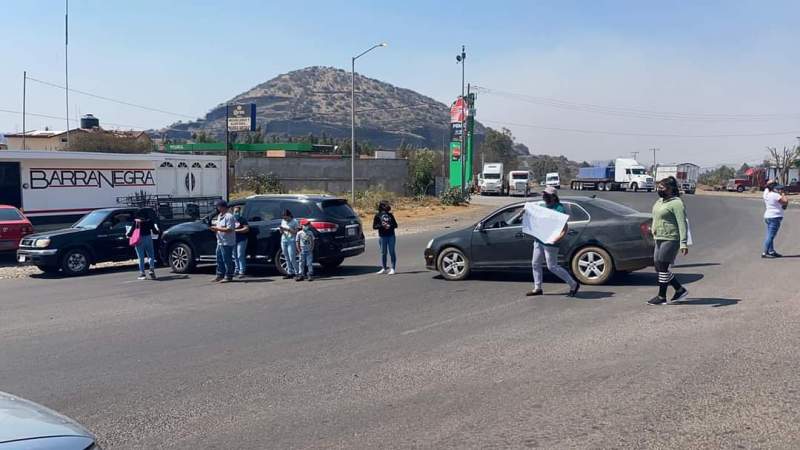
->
[571, 246, 613, 285]
[437, 247, 470, 281]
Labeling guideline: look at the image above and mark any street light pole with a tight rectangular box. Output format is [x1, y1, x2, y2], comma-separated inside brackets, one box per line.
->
[351, 42, 387, 204]
[456, 46, 466, 195]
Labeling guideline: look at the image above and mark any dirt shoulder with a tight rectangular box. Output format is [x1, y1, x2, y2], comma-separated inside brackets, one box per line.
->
[359, 202, 494, 236]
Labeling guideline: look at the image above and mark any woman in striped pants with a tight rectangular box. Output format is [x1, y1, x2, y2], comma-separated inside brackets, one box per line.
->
[648, 176, 690, 305]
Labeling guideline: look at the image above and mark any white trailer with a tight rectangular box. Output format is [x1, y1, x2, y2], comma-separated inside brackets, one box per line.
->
[507, 170, 533, 196]
[654, 163, 699, 194]
[0, 150, 225, 225]
[480, 163, 506, 195]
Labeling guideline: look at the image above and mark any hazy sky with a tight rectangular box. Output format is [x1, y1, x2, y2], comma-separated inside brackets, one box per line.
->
[2, 0, 799, 166]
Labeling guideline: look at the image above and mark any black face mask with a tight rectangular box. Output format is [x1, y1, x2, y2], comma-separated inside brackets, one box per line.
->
[657, 189, 669, 198]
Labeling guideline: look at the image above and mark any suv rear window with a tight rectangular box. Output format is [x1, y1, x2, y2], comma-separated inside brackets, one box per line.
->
[0, 208, 23, 221]
[281, 201, 316, 220]
[320, 200, 357, 219]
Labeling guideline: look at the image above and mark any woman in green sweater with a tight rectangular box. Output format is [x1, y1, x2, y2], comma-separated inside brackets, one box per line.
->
[648, 176, 690, 305]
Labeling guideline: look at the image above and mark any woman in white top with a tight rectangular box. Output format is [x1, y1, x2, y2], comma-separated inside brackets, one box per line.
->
[762, 180, 788, 258]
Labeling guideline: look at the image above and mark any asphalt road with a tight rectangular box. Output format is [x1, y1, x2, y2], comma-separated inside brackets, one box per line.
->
[2, 191, 800, 449]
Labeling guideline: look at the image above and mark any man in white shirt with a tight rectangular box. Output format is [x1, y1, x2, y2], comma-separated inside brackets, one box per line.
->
[762, 181, 788, 258]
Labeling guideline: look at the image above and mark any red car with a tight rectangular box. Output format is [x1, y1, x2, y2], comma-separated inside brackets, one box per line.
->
[0, 205, 34, 251]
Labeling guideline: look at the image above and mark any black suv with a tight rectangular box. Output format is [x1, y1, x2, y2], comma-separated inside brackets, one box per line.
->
[161, 195, 365, 275]
[17, 207, 161, 276]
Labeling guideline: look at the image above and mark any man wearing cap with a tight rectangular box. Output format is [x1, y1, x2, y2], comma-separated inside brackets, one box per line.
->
[209, 199, 237, 282]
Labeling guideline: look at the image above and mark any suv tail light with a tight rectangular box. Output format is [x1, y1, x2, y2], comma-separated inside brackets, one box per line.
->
[640, 221, 652, 239]
[310, 221, 339, 233]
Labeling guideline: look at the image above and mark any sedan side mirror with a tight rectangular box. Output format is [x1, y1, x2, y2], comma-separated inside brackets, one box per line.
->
[476, 222, 486, 232]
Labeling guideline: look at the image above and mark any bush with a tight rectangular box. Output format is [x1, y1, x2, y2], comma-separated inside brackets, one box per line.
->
[245, 171, 283, 194]
[406, 149, 436, 197]
[439, 187, 470, 206]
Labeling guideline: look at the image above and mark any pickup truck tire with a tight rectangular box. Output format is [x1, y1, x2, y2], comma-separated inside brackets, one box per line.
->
[437, 247, 470, 281]
[169, 242, 196, 274]
[571, 246, 613, 285]
[37, 265, 60, 274]
[737, 185, 745, 193]
[61, 248, 90, 276]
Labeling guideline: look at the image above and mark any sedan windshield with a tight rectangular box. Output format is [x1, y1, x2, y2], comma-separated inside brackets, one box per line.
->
[73, 210, 110, 229]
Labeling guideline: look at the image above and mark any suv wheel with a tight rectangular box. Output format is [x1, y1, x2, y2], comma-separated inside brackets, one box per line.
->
[571, 246, 613, 285]
[275, 248, 290, 276]
[169, 243, 196, 274]
[437, 247, 470, 281]
[61, 248, 90, 276]
[320, 256, 344, 271]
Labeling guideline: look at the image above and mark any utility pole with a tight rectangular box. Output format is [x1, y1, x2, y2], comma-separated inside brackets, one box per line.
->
[65, 0, 70, 147]
[457, 45, 466, 195]
[650, 147, 660, 172]
[225, 104, 230, 198]
[22, 71, 26, 150]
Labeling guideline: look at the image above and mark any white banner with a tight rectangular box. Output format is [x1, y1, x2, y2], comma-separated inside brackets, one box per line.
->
[522, 202, 569, 245]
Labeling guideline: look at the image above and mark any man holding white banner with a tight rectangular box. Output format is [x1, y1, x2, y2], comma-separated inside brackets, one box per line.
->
[522, 187, 580, 297]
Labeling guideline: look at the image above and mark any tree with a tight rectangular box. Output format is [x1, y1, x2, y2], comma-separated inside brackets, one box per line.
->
[766, 145, 800, 184]
[406, 149, 436, 197]
[698, 165, 736, 187]
[480, 127, 518, 169]
[66, 130, 151, 154]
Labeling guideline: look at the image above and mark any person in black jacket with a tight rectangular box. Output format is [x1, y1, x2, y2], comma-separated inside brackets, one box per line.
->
[126, 208, 161, 280]
[373, 201, 398, 275]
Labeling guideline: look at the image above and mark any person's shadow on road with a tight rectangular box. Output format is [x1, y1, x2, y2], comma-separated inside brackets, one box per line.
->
[672, 298, 739, 307]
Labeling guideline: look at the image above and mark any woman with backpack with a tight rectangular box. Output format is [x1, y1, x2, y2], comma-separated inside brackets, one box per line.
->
[647, 176, 690, 305]
[373, 201, 398, 275]
[126, 208, 161, 280]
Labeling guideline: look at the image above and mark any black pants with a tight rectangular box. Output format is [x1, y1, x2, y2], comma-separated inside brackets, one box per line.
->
[654, 240, 682, 297]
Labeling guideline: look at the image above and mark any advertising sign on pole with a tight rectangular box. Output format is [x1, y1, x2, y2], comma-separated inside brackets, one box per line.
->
[450, 97, 465, 123]
[227, 103, 256, 131]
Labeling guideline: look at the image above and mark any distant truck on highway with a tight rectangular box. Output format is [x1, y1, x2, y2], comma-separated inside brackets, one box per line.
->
[545, 172, 561, 189]
[654, 163, 699, 194]
[571, 158, 654, 192]
[507, 170, 533, 196]
[479, 163, 506, 195]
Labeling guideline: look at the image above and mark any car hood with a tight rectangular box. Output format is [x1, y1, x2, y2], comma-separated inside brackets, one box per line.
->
[0, 391, 93, 443]
[24, 228, 86, 241]
[432, 224, 474, 246]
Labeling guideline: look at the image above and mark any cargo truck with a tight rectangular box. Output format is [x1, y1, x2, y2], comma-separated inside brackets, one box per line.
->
[571, 158, 654, 192]
[479, 163, 506, 195]
[507, 170, 533, 196]
[654, 163, 699, 194]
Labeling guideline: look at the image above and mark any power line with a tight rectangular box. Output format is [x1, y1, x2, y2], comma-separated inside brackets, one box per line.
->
[0, 107, 199, 133]
[25, 75, 197, 120]
[481, 118, 800, 138]
[474, 86, 800, 122]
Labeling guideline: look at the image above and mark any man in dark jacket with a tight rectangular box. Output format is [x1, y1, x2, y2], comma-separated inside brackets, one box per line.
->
[373, 201, 398, 275]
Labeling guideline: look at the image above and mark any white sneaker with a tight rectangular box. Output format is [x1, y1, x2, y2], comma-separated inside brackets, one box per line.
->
[376, 268, 387, 274]
[388, 268, 396, 275]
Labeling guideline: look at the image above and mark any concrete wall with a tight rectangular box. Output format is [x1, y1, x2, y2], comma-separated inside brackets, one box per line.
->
[236, 157, 409, 194]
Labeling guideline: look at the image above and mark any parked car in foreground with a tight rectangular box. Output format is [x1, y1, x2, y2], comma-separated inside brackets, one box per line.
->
[0, 205, 34, 252]
[161, 195, 365, 275]
[0, 391, 100, 449]
[424, 196, 654, 285]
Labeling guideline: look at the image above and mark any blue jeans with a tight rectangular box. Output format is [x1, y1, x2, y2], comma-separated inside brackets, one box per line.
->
[764, 217, 783, 254]
[298, 249, 314, 277]
[233, 240, 247, 275]
[379, 235, 397, 269]
[281, 238, 297, 275]
[216, 244, 235, 279]
[134, 234, 156, 274]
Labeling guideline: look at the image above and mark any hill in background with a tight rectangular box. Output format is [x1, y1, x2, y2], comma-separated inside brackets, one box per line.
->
[159, 66, 484, 150]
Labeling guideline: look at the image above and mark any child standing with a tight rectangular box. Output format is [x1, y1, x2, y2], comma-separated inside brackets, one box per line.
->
[295, 221, 316, 281]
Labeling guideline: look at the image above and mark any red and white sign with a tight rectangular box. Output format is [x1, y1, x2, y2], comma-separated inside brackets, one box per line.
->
[450, 97, 465, 123]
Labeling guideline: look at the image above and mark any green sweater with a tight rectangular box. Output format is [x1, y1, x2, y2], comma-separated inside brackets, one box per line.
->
[652, 197, 688, 248]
